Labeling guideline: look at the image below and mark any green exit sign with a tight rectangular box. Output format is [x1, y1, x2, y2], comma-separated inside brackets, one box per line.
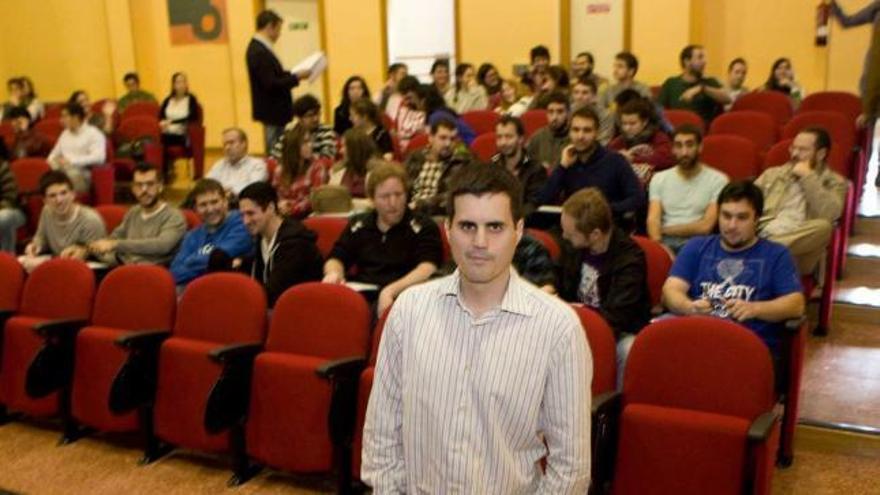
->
[289, 21, 309, 31]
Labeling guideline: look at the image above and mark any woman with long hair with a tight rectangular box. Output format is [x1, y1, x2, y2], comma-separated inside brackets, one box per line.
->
[273, 123, 332, 217]
[495, 78, 532, 117]
[350, 98, 393, 159]
[477, 63, 503, 108]
[329, 128, 376, 197]
[19, 77, 44, 121]
[334, 75, 371, 136]
[761, 58, 804, 108]
[444, 63, 488, 114]
[159, 72, 201, 178]
[68, 89, 116, 134]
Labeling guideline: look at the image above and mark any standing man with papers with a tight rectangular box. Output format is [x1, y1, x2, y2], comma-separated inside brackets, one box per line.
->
[247, 10, 311, 153]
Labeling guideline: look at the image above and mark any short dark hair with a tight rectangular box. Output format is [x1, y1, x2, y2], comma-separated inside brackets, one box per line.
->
[718, 180, 764, 218]
[388, 63, 407, 77]
[397, 75, 421, 94]
[728, 57, 747, 72]
[573, 76, 598, 94]
[63, 101, 85, 120]
[430, 116, 457, 134]
[190, 178, 226, 201]
[576, 51, 595, 66]
[133, 163, 163, 181]
[446, 163, 524, 222]
[570, 106, 600, 128]
[496, 115, 525, 137]
[6, 106, 31, 122]
[239, 181, 278, 211]
[256, 9, 283, 30]
[351, 98, 382, 127]
[123, 72, 139, 84]
[672, 124, 704, 144]
[614, 88, 644, 108]
[615, 52, 639, 75]
[292, 94, 321, 117]
[680, 44, 702, 68]
[619, 98, 654, 121]
[530, 45, 550, 63]
[799, 126, 832, 155]
[431, 58, 450, 74]
[542, 90, 570, 110]
[39, 170, 73, 195]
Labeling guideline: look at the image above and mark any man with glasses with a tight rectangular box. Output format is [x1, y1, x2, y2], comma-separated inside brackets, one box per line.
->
[88, 164, 187, 266]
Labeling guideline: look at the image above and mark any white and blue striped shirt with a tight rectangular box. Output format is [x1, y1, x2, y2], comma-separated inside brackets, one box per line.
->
[362, 269, 592, 494]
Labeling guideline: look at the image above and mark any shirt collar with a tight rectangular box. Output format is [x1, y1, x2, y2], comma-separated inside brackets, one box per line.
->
[253, 34, 275, 53]
[440, 268, 534, 317]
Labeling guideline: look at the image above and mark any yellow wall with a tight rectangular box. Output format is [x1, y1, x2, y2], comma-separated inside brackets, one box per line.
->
[323, 0, 386, 110]
[827, 0, 872, 93]
[630, 0, 693, 86]
[458, 0, 561, 80]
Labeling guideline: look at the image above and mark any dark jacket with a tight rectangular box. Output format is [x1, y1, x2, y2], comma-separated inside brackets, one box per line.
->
[491, 152, 547, 217]
[558, 227, 651, 337]
[334, 103, 353, 136]
[159, 94, 200, 127]
[248, 217, 323, 307]
[246, 38, 301, 126]
[405, 147, 474, 216]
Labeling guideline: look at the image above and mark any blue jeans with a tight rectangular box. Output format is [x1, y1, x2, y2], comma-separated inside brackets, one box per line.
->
[0, 208, 26, 253]
[264, 124, 284, 156]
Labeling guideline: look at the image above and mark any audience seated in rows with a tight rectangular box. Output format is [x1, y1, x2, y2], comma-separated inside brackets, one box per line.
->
[271, 123, 332, 218]
[6, 106, 50, 159]
[663, 180, 805, 360]
[69, 89, 116, 135]
[490, 115, 546, 216]
[755, 126, 846, 275]
[170, 178, 252, 286]
[89, 164, 186, 266]
[47, 102, 107, 193]
[19, 171, 105, 272]
[0, 157, 24, 252]
[322, 162, 443, 315]
[238, 181, 322, 306]
[657, 44, 731, 124]
[405, 117, 474, 216]
[647, 125, 729, 254]
[206, 127, 268, 201]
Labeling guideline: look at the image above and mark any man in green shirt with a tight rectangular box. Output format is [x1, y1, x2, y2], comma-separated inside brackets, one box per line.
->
[657, 45, 731, 124]
[117, 72, 157, 113]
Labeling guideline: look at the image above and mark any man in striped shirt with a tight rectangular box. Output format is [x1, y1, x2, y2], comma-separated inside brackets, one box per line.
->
[362, 164, 592, 493]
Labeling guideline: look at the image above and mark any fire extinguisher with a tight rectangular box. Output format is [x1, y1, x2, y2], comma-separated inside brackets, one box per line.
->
[816, 0, 830, 46]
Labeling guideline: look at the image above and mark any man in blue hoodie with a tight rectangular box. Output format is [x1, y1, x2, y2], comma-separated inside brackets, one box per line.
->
[170, 178, 253, 286]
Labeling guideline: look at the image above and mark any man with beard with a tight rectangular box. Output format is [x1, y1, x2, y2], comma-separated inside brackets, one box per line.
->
[19, 171, 106, 272]
[170, 178, 252, 286]
[89, 165, 186, 266]
[754, 127, 847, 275]
[657, 45, 730, 124]
[647, 125, 728, 255]
[662, 181, 804, 359]
[323, 162, 442, 315]
[536, 106, 644, 223]
[526, 91, 571, 171]
[238, 181, 322, 307]
[405, 117, 473, 215]
[362, 163, 591, 493]
[571, 77, 614, 145]
[491, 116, 546, 216]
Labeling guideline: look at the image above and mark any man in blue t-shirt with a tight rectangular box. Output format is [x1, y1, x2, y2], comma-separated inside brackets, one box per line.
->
[662, 180, 805, 356]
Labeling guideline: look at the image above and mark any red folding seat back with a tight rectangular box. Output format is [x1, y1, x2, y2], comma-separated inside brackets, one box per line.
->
[470, 132, 497, 162]
[461, 110, 500, 136]
[44, 103, 64, 120]
[781, 111, 855, 176]
[613, 316, 777, 495]
[153, 274, 266, 453]
[302, 216, 349, 259]
[570, 305, 616, 396]
[95, 205, 129, 233]
[71, 266, 176, 432]
[33, 118, 63, 147]
[799, 91, 861, 124]
[10, 158, 50, 195]
[182, 209, 201, 229]
[247, 283, 370, 473]
[763, 139, 793, 171]
[0, 259, 94, 416]
[115, 115, 161, 143]
[438, 222, 452, 264]
[404, 132, 429, 157]
[663, 109, 705, 134]
[731, 91, 794, 127]
[521, 110, 548, 139]
[525, 228, 560, 262]
[0, 122, 13, 149]
[120, 101, 161, 121]
[709, 111, 779, 151]
[700, 134, 760, 180]
[0, 252, 25, 312]
[631, 236, 673, 308]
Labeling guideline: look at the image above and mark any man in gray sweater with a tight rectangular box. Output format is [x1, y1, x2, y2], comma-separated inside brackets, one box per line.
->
[89, 164, 186, 265]
[20, 170, 105, 272]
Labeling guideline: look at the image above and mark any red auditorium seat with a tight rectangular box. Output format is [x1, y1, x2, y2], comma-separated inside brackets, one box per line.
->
[731, 91, 794, 127]
[631, 236, 673, 309]
[0, 252, 25, 317]
[43, 102, 64, 120]
[710, 111, 779, 152]
[403, 132, 429, 157]
[0, 259, 95, 420]
[778, 318, 808, 467]
[164, 103, 205, 179]
[461, 110, 500, 136]
[10, 158, 50, 235]
[33, 118, 63, 148]
[143, 273, 266, 464]
[113, 115, 164, 173]
[95, 204, 129, 233]
[663, 109, 705, 134]
[302, 216, 349, 258]
[243, 283, 371, 488]
[607, 316, 778, 495]
[521, 110, 548, 139]
[120, 101, 161, 121]
[799, 91, 862, 125]
[0, 122, 14, 149]
[67, 265, 176, 439]
[781, 111, 856, 177]
[700, 134, 760, 180]
[526, 228, 560, 262]
[763, 138, 794, 171]
[182, 209, 201, 230]
[469, 132, 497, 162]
